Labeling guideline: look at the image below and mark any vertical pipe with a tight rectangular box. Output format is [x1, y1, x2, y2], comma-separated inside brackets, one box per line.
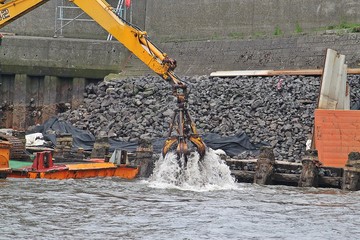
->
[54, 0, 58, 36]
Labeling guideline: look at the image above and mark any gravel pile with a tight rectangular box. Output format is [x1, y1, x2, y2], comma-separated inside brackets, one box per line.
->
[58, 74, 360, 162]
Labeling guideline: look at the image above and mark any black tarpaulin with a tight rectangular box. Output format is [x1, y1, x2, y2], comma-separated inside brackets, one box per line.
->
[27, 117, 95, 151]
[27, 117, 263, 157]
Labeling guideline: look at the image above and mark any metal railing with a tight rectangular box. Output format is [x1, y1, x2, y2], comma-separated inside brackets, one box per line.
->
[107, 0, 125, 41]
[54, 0, 132, 39]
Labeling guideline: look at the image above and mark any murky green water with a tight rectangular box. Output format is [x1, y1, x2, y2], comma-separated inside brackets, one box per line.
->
[1, 177, 359, 240]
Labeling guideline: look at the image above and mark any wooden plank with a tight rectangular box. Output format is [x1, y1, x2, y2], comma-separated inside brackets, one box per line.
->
[339, 65, 350, 110]
[210, 70, 273, 77]
[226, 159, 257, 163]
[227, 159, 302, 166]
[273, 173, 300, 184]
[346, 159, 360, 165]
[318, 49, 346, 109]
[210, 68, 360, 77]
[344, 167, 360, 172]
[318, 176, 342, 188]
[230, 170, 254, 182]
[347, 69, 360, 74]
[274, 160, 302, 166]
[210, 69, 321, 77]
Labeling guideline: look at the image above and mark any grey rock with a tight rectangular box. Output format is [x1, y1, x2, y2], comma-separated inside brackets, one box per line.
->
[162, 109, 174, 117]
[55, 74, 360, 162]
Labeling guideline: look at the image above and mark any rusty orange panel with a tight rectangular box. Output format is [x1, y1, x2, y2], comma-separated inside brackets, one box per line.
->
[0, 142, 11, 170]
[8, 165, 138, 180]
[315, 109, 360, 167]
[319, 128, 360, 135]
[321, 140, 360, 148]
[114, 166, 139, 179]
[320, 135, 360, 142]
[316, 114, 360, 123]
[66, 162, 117, 170]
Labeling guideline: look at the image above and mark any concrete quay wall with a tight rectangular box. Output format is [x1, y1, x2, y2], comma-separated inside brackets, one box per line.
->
[0, 36, 128, 78]
[126, 34, 360, 75]
[145, 0, 360, 42]
[1, 33, 360, 130]
[2, 0, 360, 41]
[0, 36, 129, 129]
[1, 0, 360, 129]
[0, 74, 91, 130]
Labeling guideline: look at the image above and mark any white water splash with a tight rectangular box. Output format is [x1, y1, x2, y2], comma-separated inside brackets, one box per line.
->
[148, 148, 238, 191]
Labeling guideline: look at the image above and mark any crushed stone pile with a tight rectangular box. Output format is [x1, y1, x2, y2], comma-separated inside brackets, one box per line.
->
[57, 74, 360, 162]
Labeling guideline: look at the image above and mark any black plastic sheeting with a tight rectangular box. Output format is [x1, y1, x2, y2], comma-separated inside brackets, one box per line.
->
[27, 117, 264, 157]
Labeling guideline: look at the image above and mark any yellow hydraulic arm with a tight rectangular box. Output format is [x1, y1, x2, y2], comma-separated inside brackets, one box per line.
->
[0, 0, 206, 164]
[0, 0, 172, 79]
[0, 0, 49, 27]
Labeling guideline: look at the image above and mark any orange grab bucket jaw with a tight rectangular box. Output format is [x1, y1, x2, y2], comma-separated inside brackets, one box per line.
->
[162, 135, 206, 160]
[162, 137, 178, 157]
[189, 135, 206, 159]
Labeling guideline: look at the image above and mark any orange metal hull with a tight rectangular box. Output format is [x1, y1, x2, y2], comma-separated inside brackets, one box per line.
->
[314, 109, 360, 167]
[8, 163, 138, 180]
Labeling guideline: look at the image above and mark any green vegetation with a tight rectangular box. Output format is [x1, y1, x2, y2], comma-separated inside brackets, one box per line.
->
[294, 22, 303, 33]
[161, 20, 360, 43]
[227, 32, 244, 39]
[253, 31, 266, 38]
[273, 26, 283, 36]
[326, 21, 360, 33]
[211, 33, 222, 40]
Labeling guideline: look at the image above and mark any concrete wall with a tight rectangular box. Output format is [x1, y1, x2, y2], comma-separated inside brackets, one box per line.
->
[3, 32, 360, 78]
[2, 0, 360, 41]
[146, 0, 360, 41]
[0, 73, 96, 129]
[1, 0, 360, 130]
[122, 33, 360, 76]
[0, 36, 128, 78]
[2, 31, 360, 130]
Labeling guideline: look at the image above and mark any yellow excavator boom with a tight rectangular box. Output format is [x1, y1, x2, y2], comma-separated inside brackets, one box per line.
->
[0, 0, 206, 163]
[0, 0, 50, 27]
[1, 0, 172, 80]
[72, 0, 175, 81]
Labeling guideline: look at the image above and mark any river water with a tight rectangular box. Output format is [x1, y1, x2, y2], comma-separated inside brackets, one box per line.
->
[1, 151, 360, 239]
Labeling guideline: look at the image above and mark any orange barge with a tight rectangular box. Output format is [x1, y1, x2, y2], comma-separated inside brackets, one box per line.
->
[8, 151, 139, 180]
[0, 142, 12, 179]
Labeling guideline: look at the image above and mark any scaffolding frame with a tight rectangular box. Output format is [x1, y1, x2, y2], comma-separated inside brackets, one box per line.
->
[54, 0, 132, 39]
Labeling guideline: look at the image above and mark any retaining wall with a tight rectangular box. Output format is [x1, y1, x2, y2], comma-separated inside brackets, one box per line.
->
[126, 34, 360, 75]
[0, 74, 96, 129]
[145, 0, 360, 42]
[0, 36, 128, 78]
[0, 36, 128, 129]
[1, 0, 360, 130]
[2, 0, 360, 41]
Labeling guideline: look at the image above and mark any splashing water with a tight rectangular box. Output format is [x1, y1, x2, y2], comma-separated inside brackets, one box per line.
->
[148, 148, 238, 191]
